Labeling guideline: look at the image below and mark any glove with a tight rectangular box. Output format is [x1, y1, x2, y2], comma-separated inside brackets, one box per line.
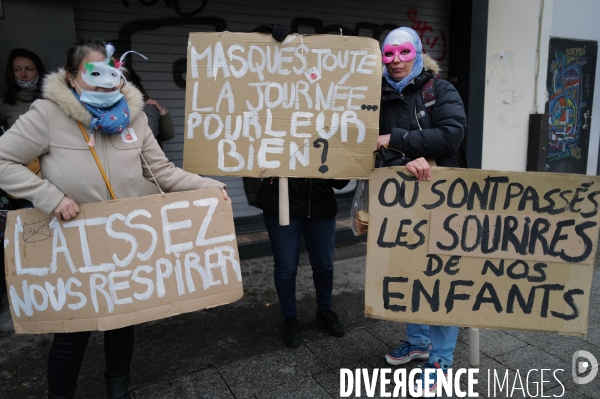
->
[267, 24, 289, 42]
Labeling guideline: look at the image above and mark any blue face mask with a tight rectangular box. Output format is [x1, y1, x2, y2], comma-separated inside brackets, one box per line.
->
[71, 86, 131, 137]
[74, 81, 123, 109]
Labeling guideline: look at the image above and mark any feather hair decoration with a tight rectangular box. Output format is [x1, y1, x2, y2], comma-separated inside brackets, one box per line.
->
[102, 43, 149, 86]
[105, 43, 116, 63]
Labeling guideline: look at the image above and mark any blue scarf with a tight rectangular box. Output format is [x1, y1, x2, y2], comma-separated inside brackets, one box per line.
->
[382, 27, 424, 94]
[71, 89, 131, 135]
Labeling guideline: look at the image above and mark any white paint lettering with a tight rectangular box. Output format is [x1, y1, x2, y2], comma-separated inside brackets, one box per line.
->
[131, 265, 154, 301]
[124, 210, 158, 262]
[155, 258, 173, 298]
[257, 138, 284, 168]
[289, 140, 310, 170]
[65, 217, 115, 273]
[66, 277, 86, 310]
[160, 201, 193, 254]
[290, 112, 313, 138]
[192, 197, 236, 246]
[108, 270, 133, 305]
[90, 273, 114, 313]
[106, 213, 137, 268]
[217, 139, 245, 172]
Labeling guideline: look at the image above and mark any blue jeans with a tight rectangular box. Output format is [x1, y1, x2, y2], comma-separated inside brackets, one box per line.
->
[263, 211, 336, 319]
[407, 323, 459, 366]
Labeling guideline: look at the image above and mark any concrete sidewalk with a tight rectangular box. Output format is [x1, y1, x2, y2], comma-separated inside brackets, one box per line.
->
[0, 242, 599, 398]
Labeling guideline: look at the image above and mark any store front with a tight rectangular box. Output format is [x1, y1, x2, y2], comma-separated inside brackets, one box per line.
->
[1, 0, 464, 258]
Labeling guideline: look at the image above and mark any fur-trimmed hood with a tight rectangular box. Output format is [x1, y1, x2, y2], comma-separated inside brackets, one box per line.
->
[422, 54, 440, 76]
[42, 69, 145, 125]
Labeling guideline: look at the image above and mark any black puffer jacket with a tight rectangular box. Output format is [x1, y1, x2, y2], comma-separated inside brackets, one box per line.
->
[254, 177, 349, 219]
[380, 54, 467, 167]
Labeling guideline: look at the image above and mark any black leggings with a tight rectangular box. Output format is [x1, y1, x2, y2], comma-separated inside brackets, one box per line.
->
[47, 326, 134, 396]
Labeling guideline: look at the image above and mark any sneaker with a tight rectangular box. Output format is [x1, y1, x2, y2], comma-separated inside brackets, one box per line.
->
[316, 310, 345, 337]
[412, 361, 449, 397]
[385, 340, 429, 365]
[283, 317, 301, 348]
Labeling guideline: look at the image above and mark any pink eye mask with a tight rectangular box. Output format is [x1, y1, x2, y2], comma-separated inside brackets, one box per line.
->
[382, 42, 417, 64]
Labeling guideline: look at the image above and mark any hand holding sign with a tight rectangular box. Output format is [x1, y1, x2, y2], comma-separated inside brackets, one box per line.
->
[53, 196, 81, 221]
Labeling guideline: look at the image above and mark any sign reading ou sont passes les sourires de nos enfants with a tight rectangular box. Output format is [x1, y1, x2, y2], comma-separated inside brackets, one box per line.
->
[366, 168, 600, 336]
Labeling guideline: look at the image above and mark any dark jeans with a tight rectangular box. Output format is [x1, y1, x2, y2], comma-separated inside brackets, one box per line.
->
[47, 326, 134, 396]
[263, 211, 336, 319]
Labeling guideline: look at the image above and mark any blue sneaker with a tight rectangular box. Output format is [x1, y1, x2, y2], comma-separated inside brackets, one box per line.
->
[385, 340, 429, 365]
[413, 361, 449, 397]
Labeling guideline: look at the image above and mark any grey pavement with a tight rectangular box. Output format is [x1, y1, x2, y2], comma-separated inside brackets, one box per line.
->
[0, 242, 599, 398]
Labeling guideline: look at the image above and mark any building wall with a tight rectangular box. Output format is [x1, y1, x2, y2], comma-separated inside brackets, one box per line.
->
[0, 0, 76, 75]
[482, 0, 547, 171]
[483, 0, 600, 175]
[550, 0, 600, 175]
[72, 0, 452, 219]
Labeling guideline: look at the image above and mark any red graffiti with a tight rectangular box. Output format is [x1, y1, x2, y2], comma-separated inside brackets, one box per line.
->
[407, 7, 447, 63]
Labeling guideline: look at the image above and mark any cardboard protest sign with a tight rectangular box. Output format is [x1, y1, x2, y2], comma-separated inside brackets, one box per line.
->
[365, 168, 600, 336]
[184, 32, 382, 179]
[4, 188, 243, 334]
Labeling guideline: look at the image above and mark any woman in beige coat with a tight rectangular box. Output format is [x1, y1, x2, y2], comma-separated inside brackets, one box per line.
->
[0, 39, 227, 399]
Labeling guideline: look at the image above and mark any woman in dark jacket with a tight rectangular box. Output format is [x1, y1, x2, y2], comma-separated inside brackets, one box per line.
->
[377, 31, 466, 168]
[377, 27, 467, 397]
[254, 177, 348, 347]
[252, 24, 349, 349]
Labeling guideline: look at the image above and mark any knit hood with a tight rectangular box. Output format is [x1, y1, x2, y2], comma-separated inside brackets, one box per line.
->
[42, 69, 145, 126]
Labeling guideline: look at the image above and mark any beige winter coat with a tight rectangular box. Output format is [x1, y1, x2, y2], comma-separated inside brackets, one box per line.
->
[0, 69, 225, 215]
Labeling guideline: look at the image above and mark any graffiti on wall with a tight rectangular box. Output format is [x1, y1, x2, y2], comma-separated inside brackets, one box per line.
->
[406, 7, 447, 62]
[116, 1, 449, 88]
[545, 39, 597, 174]
[547, 48, 586, 161]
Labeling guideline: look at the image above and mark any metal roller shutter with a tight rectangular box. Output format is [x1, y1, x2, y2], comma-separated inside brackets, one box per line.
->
[73, 0, 451, 223]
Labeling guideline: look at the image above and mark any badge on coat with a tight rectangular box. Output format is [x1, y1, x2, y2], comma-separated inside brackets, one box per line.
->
[121, 128, 138, 143]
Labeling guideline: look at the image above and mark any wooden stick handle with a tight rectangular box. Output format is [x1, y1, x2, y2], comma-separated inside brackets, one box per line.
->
[279, 177, 290, 226]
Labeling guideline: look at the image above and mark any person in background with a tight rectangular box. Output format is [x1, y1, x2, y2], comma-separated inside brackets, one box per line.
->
[0, 48, 46, 127]
[253, 25, 347, 348]
[377, 27, 467, 396]
[0, 48, 44, 188]
[0, 39, 228, 399]
[0, 116, 11, 311]
[122, 66, 177, 196]
[0, 49, 46, 303]
[124, 65, 175, 148]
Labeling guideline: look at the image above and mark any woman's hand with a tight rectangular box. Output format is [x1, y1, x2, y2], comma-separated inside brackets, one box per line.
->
[221, 188, 230, 201]
[377, 134, 391, 150]
[405, 157, 432, 181]
[54, 196, 80, 221]
[147, 99, 168, 116]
